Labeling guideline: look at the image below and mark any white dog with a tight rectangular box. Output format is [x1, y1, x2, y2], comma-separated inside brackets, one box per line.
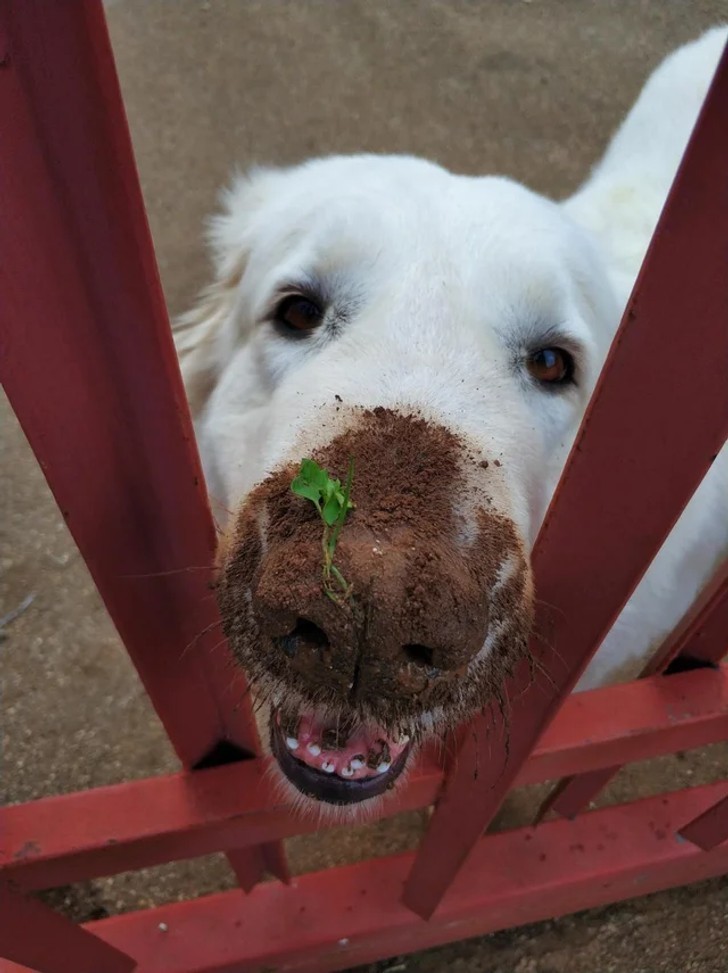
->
[175, 28, 727, 812]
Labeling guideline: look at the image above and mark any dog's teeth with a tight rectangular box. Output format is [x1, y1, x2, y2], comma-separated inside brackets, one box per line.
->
[341, 765, 354, 777]
[285, 737, 299, 750]
[307, 743, 322, 756]
[350, 757, 364, 770]
[399, 734, 410, 744]
[376, 761, 391, 774]
[321, 760, 335, 773]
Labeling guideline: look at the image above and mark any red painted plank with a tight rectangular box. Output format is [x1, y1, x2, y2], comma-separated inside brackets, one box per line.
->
[543, 560, 728, 820]
[517, 663, 728, 785]
[0, 884, 135, 973]
[3, 667, 727, 892]
[2, 785, 728, 973]
[0, 1, 286, 887]
[680, 794, 728, 850]
[403, 42, 728, 918]
[0, 750, 441, 894]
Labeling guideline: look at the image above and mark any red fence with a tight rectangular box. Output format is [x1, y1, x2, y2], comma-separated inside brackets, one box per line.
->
[1, 4, 726, 971]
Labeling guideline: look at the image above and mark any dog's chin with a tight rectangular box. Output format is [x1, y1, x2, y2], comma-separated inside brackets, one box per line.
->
[266, 704, 415, 819]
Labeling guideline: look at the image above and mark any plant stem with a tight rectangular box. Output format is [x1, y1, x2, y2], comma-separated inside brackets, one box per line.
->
[319, 457, 355, 604]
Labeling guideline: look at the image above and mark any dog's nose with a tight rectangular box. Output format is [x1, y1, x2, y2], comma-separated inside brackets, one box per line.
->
[218, 409, 521, 706]
[252, 526, 490, 701]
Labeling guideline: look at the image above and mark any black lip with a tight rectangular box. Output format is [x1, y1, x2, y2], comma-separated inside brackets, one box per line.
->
[269, 718, 411, 806]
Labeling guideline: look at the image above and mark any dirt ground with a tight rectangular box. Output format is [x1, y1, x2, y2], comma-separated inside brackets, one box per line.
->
[3, 2, 728, 971]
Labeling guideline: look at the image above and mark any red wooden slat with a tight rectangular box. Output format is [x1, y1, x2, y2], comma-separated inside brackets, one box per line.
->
[403, 42, 728, 919]
[0, 749, 440, 894]
[542, 559, 728, 820]
[518, 663, 728, 784]
[2, 785, 728, 973]
[0, 884, 135, 973]
[680, 794, 728, 850]
[3, 666, 727, 893]
[0, 0, 286, 887]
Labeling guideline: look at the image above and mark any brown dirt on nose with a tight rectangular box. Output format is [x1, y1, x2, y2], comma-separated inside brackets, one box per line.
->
[216, 407, 531, 725]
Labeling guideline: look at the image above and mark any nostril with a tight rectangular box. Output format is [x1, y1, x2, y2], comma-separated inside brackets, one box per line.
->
[402, 643, 436, 669]
[277, 617, 330, 658]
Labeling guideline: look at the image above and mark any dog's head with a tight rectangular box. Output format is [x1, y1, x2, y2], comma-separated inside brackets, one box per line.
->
[177, 156, 617, 813]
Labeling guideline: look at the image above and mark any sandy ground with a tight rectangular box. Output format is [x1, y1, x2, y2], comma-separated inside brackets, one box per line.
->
[2, 2, 728, 970]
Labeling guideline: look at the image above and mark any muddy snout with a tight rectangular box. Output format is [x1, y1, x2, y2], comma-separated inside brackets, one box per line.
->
[217, 409, 532, 721]
[254, 526, 490, 701]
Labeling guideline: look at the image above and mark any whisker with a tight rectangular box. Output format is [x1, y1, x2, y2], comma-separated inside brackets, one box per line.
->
[121, 564, 215, 580]
[202, 634, 233, 660]
[530, 651, 560, 693]
[533, 595, 567, 621]
[231, 680, 256, 712]
[179, 618, 222, 659]
[208, 494, 234, 518]
[531, 625, 569, 672]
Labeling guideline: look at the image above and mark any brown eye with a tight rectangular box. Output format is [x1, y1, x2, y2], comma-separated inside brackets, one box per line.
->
[275, 294, 324, 333]
[526, 347, 574, 385]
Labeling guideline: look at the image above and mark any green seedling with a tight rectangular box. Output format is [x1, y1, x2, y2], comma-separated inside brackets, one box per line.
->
[291, 457, 355, 604]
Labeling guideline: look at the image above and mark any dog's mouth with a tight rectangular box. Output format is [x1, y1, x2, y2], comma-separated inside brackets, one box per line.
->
[269, 706, 413, 805]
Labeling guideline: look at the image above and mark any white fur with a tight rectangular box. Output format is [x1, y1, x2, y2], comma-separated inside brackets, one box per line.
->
[177, 27, 727, 694]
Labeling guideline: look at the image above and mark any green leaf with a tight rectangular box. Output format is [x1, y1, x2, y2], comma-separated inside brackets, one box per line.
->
[292, 459, 338, 510]
[291, 476, 321, 505]
[322, 495, 341, 526]
[329, 458, 354, 541]
[299, 459, 329, 490]
[342, 457, 354, 505]
[297, 458, 316, 481]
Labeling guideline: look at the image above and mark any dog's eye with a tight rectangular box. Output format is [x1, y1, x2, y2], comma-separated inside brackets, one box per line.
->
[274, 294, 324, 333]
[526, 347, 574, 385]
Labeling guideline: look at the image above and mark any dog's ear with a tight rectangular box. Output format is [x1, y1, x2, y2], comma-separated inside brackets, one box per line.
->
[174, 253, 246, 416]
[173, 169, 274, 416]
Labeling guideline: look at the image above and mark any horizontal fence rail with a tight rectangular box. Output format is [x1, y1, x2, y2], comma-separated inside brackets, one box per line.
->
[3, 784, 728, 973]
[2, 665, 727, 893]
